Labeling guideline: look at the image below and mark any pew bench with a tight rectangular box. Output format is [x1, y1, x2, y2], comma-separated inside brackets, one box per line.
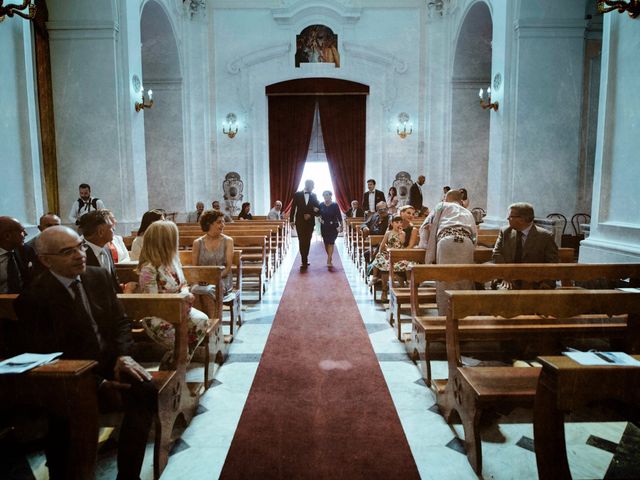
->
[437, 289, 640, 475]
[408, 263, 640, 385]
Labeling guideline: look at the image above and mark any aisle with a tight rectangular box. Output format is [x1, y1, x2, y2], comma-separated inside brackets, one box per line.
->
[220, 241, 420, 479]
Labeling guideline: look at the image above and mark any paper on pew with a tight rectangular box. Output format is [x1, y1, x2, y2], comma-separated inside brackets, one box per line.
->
[0, 352, 63, 374]
[563, 351, 640, 366]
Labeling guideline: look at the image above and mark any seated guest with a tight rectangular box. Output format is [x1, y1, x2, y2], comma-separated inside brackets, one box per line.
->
[25, 213, 61, 250]
[105, 210, 131, 263]
[130, 209, 165, 261]
[14, 226, 155, 480]
[78, 210, 122, 293]
[0, 216, 33, 293]
[360, 202, 390, 264]
[212, 200, 234, 223]
[387, 187, 399, 215]
[492, 202, 559, 289]
[441, 185, 451, 201]
[186, 201, 205, 223]
[137, 221, 211, 359]
[191, 210, 234, 316]
[398, 205, 419, 247]
[368, 214, 417, 286]
[459, 188, 470, 209]
[267, 200, 283, 220]
[423, 189, 477, 313]
[345, 200, 364, 218]
[237, 202, 253, 220]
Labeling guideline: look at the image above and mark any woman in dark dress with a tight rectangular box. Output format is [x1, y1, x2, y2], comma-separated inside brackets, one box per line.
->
[318, 190, 342, 267]
[237, 202, 253, 220]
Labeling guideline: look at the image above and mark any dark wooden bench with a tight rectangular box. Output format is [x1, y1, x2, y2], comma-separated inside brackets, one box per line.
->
[438, 289, 640, 475]
[408, 263, 640, 385]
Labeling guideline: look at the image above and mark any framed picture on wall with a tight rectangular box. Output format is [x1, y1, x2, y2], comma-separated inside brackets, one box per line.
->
[295, 25, 340, 68]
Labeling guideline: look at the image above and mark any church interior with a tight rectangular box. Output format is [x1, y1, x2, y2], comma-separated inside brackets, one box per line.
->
[2, 0, 640, 478]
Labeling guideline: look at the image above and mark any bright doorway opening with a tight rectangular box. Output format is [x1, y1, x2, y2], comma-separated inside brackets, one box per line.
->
[297, 160, 335, 196]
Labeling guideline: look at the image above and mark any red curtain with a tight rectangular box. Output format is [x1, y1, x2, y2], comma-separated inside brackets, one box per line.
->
[268, 96, 316, 212]
[318, 95, 366, 212]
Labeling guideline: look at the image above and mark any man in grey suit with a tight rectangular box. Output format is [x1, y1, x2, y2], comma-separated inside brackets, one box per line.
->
[493, 202, 559, 288]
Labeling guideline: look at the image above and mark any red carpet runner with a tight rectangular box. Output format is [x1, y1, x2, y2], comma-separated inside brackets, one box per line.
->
[220, 241, 420, 479]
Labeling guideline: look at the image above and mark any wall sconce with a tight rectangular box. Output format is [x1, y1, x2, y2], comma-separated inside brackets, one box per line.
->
[0, 1, 36, 22]
[597, 0, 640, 18]
[478, 87, 499, 111]
[222, 113, 238, 139]
[135, 88, 153, 112]
[396, 112, 413, 139]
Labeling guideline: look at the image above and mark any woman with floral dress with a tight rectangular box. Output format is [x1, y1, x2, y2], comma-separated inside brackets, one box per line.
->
[137, 220, 211, 360]
[368, 215, 416, 284]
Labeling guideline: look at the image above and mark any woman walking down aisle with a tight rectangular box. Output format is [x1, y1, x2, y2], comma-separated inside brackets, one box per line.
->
[318, 190, 342, 267]
[423, 189, 477, 314]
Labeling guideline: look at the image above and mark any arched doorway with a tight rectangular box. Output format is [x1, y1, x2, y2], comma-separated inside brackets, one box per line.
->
[450, 2, 492, 210]
[266, 78, 369, 212]
[140, 1, 184, 211]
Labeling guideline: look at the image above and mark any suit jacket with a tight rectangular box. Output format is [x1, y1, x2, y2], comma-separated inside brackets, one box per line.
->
[361, 213, 390, 236]
[86, 245, 122, 294]
[492, 224, 559, 264]
[345, 207, 365, 218]
[362, 189, 385, 213]
[186, 210, 202, 223]
[13, 267, 133, 381]
[409, 183, 424, 211]
[290, 190, 320, 231]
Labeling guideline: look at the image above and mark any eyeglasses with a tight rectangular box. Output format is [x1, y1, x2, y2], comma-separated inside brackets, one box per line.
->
[41, 241, 88, 257]
[507, 215, 522, 219]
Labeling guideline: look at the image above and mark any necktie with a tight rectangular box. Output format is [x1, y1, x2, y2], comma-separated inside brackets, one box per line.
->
[70, 279, 102, 349]
[7, 251, 23, 293]
[107, 242, 118, 264]
[514, 231, 523, 263]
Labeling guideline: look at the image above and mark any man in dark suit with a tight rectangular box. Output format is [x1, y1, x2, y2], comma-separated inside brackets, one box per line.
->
[345, 200, 364, 218]
[362, 179, 385, 217]
[79, 210, 123, 293]
[493, 202, 559, 288]
[290, 179, 320, 269]
[409, 175, 426, 212]
[0, 216, 34, 294]
[13, 225, 155, 480]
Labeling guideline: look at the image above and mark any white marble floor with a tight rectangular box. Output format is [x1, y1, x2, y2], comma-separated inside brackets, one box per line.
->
[24, 237, 637, 479]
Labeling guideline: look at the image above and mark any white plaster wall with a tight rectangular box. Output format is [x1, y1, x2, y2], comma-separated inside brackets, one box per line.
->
[0, 18, 45, 226]
[209, 2, 423, 213]
[580, 12, 640, 262]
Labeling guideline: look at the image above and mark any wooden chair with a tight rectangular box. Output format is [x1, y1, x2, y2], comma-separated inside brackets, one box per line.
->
[571, 212, 591, 237]
[546, 212, 567, 236]
[438, 289, 640, 475]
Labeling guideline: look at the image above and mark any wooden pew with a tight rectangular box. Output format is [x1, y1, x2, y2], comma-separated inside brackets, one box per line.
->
[118, 292, 212, 479]
[179, 250, 243, 338]
[408, 263, 640, 385]
[386, 248, 434, 340]
[231, 236, 267, 300]
[473, 245, 575, 264]
[438, 289, 640, 475]
[0, 292, 202, 480]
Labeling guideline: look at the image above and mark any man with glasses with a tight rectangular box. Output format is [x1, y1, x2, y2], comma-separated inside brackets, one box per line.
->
[13, 225, 155, 480]
[492, 202, 559, 288]
[0, 216, 34, 294]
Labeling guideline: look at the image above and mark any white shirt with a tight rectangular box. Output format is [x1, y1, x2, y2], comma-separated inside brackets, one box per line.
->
[130, 236, 143, 261]
[111, 235, 131, 263]
[85, 240, 110, 271]
[304, 192, 310, 205]
[435, 202, 477, 236]
[267, 208, 282, 220]
[68, 197, 105, 223]
[368, 191, 375, 211]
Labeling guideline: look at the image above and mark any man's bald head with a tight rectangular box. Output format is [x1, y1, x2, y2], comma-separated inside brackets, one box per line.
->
[37, 226, 87, 277]
[38, 213, 62, 232]
[0, 216, 27, 250]
[445, 189, 463, 204]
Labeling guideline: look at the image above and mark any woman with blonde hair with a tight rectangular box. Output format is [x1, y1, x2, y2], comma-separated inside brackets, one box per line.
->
[137, 220, 210, 358]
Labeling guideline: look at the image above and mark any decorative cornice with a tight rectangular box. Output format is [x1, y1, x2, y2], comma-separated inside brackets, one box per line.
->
[514, 18, 587, 38]
[46, 21, 119, 40]
[342, 42, 408, 74]
[271, 0, 362, 26]
[426, 0, 457, 20]
[226, 43, 292, 74]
